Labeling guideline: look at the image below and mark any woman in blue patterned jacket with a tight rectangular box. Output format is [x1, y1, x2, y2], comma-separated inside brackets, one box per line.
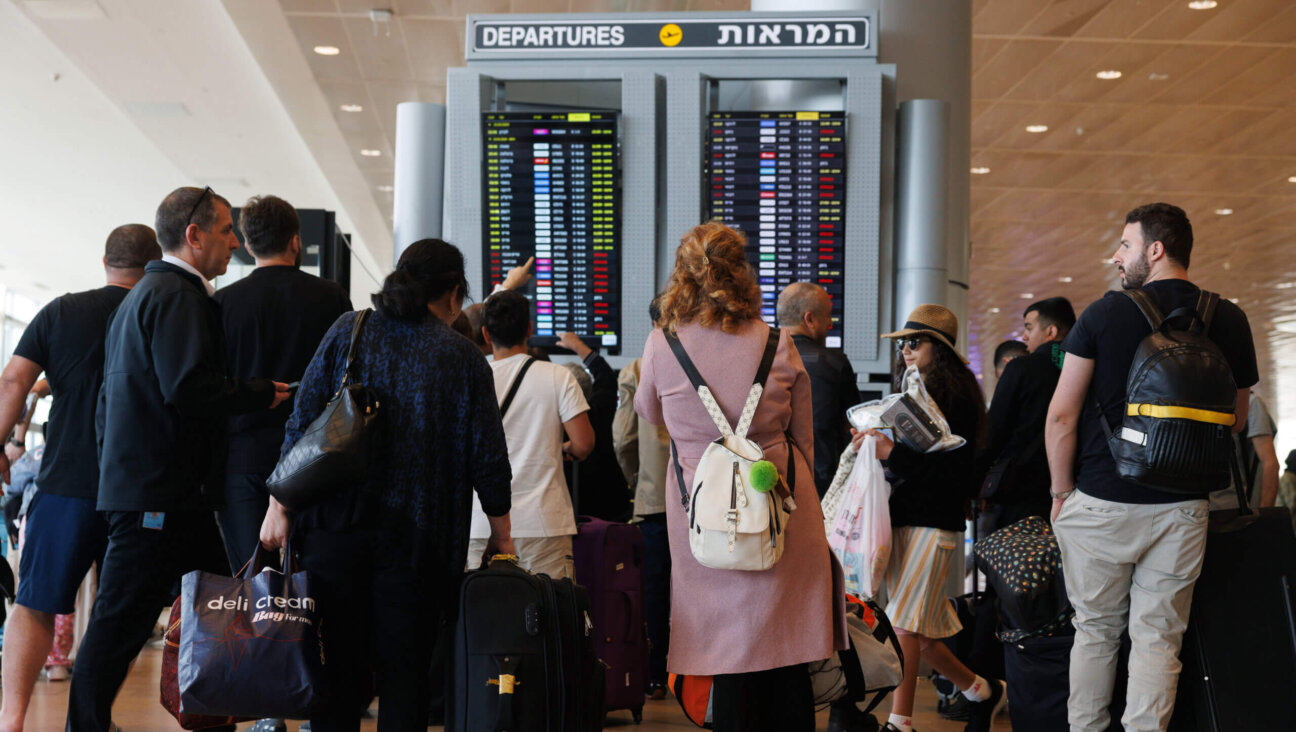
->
[260, 238, 515, 732]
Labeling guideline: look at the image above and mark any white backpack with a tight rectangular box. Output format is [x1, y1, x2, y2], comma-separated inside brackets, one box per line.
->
[665, 327, 796, 571]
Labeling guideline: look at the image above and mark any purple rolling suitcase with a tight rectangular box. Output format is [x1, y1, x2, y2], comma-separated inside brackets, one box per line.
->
[573, 516, 649, 724]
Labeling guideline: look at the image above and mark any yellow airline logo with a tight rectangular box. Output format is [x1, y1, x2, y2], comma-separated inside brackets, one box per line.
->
[659, 23, 682, 47]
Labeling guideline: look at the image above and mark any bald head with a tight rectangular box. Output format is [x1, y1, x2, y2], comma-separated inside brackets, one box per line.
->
[777, 282, 832, 343]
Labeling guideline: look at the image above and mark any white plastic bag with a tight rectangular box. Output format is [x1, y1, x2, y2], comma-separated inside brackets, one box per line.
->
[825, 436, 892, 600]
[845, 365, 966, 453]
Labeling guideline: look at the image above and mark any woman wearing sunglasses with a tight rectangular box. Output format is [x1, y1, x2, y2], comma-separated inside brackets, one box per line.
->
[852, 304, 998, 732]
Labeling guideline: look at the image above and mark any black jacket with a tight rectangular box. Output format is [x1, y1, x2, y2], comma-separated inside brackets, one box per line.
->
[791, 334, 862, 497]
[977, 342, 1063, 516]
[886, 387, 983, 532]
[97, 261, 275, 512]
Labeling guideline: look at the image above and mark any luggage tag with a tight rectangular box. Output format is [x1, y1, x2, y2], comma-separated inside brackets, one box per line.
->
[142, 511, 166, 531]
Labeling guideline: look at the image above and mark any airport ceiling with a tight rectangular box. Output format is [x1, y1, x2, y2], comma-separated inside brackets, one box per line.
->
[279, 0, 1296, 413]
[6, 0, 1293, 429]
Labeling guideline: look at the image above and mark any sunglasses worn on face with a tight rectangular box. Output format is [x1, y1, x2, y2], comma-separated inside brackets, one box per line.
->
[898, 336, 928, 351]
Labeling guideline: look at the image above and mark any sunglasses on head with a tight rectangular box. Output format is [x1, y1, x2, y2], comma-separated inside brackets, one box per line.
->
[898, 336, 929, 351]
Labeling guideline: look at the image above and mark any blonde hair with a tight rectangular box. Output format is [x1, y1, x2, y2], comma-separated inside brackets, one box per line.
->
[657, 221, 762, 334]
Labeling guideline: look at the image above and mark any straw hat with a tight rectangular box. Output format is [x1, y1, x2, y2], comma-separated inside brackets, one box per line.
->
[882, 304, 968, 364]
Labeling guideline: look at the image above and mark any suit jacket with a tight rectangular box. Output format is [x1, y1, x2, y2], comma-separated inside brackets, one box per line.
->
[977, 341, 1063, 514]
[790, 334, 861, 498]
[97, 261, 274, 512]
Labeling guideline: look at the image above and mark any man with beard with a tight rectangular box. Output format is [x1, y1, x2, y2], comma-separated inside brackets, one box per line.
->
[1045, 202, 1256, 730]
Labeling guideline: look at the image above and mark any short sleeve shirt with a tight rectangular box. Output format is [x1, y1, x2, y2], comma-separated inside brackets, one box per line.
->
[1062, 280, 1258, 503]
[470, 355, 590, 538]
[13, 286, 128, 498]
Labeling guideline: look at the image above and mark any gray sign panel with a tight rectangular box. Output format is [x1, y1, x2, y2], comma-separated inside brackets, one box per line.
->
[467, 13, 874, 59]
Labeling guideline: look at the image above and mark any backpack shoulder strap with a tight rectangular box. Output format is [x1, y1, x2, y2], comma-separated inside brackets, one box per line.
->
[1196, 289, 1220, 334]
[498, 358, 536, 418]
[663, 330, 733, 438]
[1123, 289, 1164, 331]
[735, 327, 781, 438]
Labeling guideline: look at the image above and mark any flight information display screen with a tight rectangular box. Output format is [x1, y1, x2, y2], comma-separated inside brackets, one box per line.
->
[483, 111, 620, 353]
[706, 111, 846, 347]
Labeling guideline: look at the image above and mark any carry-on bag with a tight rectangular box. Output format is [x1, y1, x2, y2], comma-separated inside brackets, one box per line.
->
[1005, 630, 1128, 732]
[664, 327, 796, 571]
[974, 516, 1073, 642]
[1169, 457, 1296, 731]
[175, 541, 325, 719]
[808, 594, 904, 714]
[573, 516, 648, 724]
[448, 555, 605, 732]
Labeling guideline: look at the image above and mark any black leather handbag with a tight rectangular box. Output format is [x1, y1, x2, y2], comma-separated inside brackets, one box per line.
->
[266, 309, 380, 511]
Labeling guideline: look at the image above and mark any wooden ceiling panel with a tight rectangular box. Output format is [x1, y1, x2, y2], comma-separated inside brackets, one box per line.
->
[1185, 0, 1285, 42]
[1240, 4, 1296, 43]
[972, 36, 1008, 69]
[1135, 3, 1216, 41]
[278, 0, 338, 13]
[1146, 46, 1278, 107]
[343, 17, 413, 82]
[1022, 0, 1118, 38]
[315, 80, 382, 136]
[1214, 109, 1296, 156]
[1198, 49, 1291, 107]
[970, 100, 1044, 148]
[1008, 40, 1119, 101]
[973, 0, 1053, 36]
[973, 40, 1064, 99]
[1070, 0, 1178, 39]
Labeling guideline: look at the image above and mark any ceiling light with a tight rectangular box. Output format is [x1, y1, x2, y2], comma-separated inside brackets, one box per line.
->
[1288, 176, 1296, 183]
[970, 167, 991, 175]
[360, 149, 382, 157]
[313, 45, 341, 56]
[1148, 72, 1170, 81]
[989, 307, 1001, 314]
[1096, 70, 1122, 80]
[340, 104, 363, 112]
[1020, 292, 1035, 299]
[1228, 297, 1239, 304]
[1275, 282, 1296, 290]
[1025, 125, 1049, 134]
[1058, 276, 1073, 283]
[377, 185, 394, 192]
[1214, 208, 1233, 215]
[1188, 0, 1217, 9]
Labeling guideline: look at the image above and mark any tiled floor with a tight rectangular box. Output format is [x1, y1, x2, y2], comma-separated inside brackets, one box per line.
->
[19, 645, 1002, 731]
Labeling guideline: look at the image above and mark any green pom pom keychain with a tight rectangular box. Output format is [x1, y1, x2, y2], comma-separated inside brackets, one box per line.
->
[749, 460, 779, 493]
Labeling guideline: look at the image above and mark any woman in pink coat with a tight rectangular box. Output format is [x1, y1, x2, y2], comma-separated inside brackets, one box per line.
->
[635, 222, 847, 732]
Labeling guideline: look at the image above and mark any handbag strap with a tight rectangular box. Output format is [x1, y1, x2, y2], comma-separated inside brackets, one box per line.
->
[498, 358, 536, 418]
[663, 326, 779, 440]
[340, 309, 372, 388]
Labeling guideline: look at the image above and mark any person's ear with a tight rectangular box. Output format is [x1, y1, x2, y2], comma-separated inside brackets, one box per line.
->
[1149, 240, 1165, 262]
[482, 327, 494, 347]
[1045, 324, 1059, 342]
[291, 234, 302, 255]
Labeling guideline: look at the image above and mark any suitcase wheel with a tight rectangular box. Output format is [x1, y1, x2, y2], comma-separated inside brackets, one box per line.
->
[632, 706, 643, 724]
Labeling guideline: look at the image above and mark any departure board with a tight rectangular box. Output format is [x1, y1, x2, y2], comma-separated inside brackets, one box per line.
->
[706, 111, 846, 348]
[483, 111, 621, 353]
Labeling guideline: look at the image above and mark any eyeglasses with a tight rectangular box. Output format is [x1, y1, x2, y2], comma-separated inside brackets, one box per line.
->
[898, 336, 928, 351]
[185, 186, 213, 228]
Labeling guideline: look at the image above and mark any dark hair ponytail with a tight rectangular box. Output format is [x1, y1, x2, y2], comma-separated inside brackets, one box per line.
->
[371, 238, 469, 322]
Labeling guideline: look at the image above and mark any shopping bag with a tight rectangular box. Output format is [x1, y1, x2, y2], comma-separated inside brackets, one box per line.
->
[845, 365, 965, 453]
[161, 594, 253, 730]
[825, 436, 892, 599]
[177, 540, 325, 719]
[808, 594, 905, 713]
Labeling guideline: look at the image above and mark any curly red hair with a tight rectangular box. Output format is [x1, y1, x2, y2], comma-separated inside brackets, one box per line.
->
[657, 221, 762, 334]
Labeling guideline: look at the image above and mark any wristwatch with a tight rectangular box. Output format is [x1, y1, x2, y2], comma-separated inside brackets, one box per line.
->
[6, 436, 23, 449]
[1049, 488, 1074, 500]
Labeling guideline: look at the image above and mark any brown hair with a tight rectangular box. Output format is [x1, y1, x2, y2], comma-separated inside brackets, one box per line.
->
[657, 222, 761, 334]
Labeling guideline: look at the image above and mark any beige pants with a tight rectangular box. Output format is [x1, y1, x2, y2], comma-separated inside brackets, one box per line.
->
[1053, 490, 1209, 732]
[466, 535, 575, 579]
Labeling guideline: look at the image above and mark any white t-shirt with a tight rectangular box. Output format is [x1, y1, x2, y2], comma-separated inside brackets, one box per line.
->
[470, 354, 590, 539]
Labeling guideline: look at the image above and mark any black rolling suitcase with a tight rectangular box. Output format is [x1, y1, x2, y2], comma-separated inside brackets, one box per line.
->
[448, 555, 605, 732]
[1169, 467, 1296, 731]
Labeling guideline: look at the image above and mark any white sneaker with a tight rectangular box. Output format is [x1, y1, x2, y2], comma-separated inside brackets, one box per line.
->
[45, 665, 70, 682]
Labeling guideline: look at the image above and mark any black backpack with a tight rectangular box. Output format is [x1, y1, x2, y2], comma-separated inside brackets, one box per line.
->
[1099, 288, 1239, 494]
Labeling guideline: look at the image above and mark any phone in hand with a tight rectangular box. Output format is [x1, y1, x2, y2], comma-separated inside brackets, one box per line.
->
[286, 381, 301, 393]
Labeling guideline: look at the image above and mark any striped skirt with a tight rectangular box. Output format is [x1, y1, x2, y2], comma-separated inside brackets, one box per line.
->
[882, 525, 963, 639]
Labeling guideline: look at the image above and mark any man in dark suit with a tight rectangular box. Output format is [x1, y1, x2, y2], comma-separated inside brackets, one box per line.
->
[214, 195, 352, 575]
[67, 186, 289, 732]
[978, 296, 1075, 531]
[777, 282, 860, 498]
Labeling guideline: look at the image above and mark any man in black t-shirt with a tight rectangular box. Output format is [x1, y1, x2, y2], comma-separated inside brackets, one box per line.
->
[978, 296, 1074, 531]
[777, 282, 861, 497]
[0, 224, 160, 731]
[214, 195, 352, 575]
[1046, 203, 1258, 731]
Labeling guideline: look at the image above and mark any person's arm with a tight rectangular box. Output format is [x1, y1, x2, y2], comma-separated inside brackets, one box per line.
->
[1253, 433, 1280, 508]
[633, 333, 665, 426]
[562, 412, 595, 461]
[612, 365, 640, 486]
[1046, 354, 1095, 521]
[149, 292, 283, 416]
[0, 357, 43, 483]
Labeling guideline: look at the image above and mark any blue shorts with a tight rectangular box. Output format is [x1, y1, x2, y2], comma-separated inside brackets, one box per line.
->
[16, 492, 109, 615]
